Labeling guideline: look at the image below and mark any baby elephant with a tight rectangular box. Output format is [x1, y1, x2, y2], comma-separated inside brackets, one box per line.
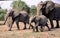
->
[29, 15, 50, 32]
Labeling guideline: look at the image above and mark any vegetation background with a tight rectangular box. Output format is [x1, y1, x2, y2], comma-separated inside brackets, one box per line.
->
[0, 0, 37, 20]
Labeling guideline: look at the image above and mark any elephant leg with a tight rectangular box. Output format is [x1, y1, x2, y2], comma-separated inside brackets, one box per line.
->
[45, 23, 51, 31]
[49, 19, 54, 29]
[35, 26, 38, 32]
[27, 21, 31, 29]
[41, 25, 44, 32]
[23, 22, 27, 30]
[16, 21, 20, 30]
[29, 24, 31, 29]
[33, 26, 35, 32]
[9, 20, 14, 31]
[29, 23, 34, 29]
[35, 23, 39, 32]
[55, 20, 59, 28]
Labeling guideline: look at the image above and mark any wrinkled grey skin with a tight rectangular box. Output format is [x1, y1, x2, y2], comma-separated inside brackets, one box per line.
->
[1, 10, 30, 31]
[37, 1, 60, 29]
[29, 15, 50, 32]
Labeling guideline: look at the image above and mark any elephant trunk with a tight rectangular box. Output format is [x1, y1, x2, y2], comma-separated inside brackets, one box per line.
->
[37, 3, 42, 16]
[46, 8, 49, 14]
[0, 13, 9, 25]
[3, 15, 8, 25]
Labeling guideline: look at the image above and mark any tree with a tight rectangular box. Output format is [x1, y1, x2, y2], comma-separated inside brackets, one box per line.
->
[30, 5, 37, 16]
[12, 0, 30, 13]
[0, 9, 6, 20]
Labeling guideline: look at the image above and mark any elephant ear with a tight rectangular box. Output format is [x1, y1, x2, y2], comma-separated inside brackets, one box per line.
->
[45, 1, 55, 14]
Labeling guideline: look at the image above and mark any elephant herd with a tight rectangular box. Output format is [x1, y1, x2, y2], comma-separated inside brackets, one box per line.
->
[0, 1, 60, 32]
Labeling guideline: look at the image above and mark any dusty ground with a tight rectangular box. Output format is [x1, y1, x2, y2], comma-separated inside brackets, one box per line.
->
[0, 21, 60, 38]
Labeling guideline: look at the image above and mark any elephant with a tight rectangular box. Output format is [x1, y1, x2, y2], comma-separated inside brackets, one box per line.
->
[37, 1, 60, 29]
[1, 9, 30, 31]
[29, 15, 50, 32]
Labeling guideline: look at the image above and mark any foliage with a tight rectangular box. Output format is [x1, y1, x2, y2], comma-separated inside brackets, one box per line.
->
[0, 9, 6, 21]
[12, 0, 30, 14]
[12, 0, 37, 16]
[30, 5, 37, 16]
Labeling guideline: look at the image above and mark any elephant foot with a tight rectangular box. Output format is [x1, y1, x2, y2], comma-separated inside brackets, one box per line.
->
[50, 27, 55, 29]
[8, 29, 12, 31]
[41, 30, 44, 32]
[23, 28, 27, 30]
[28, 27, 31, 29]
[36, 30, 39, 32]
[40, 28, 44, 32]
[33, 30, 35, 32]
[48, 28, 51, 31]
[36, 29, 39, 32]
[33, 28, 35, 32]
[41, 28, 44, 32]
[18, 28, 20, 30]
[55, 26, 59, 28]
[28, 27, 33, 29]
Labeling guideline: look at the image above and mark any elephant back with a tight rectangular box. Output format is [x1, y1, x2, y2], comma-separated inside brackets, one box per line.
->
[39, 15, 48, 25]
[55, 3, 60, 7]
[13, 10, 28, 18]
[13, 9, 20, 17]
[20, 10, 28, 17]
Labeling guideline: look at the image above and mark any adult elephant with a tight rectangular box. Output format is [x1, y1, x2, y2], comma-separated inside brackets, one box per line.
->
[1, 9, 30, 31]
[37, 1, 60, 29]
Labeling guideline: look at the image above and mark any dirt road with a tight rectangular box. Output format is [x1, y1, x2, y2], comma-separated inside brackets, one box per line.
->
[0, 21, 60, 38]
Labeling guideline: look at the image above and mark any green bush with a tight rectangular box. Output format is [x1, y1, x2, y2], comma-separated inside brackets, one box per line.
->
[30, 5, 37, 16]
[0, 9, 6, 21]
[12, 0, 30, 14]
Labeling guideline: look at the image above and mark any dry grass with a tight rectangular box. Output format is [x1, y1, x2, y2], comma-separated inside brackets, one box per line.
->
[0, 21, 60, 38]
